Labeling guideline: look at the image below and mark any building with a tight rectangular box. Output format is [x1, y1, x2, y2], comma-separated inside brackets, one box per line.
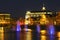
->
[25, 5, 55, 25]
[56, 12, 60, 25]
[0, 13, 11, 32]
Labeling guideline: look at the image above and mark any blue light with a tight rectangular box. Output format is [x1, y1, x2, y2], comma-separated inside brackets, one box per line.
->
[48, 25, 55, 35]
[16, 20, 21, 31]
[36, 24, 40, 33]
[49, 35, 55, 40]
[16, 32, 20, 40]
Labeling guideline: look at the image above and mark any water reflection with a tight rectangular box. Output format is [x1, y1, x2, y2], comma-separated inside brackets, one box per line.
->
[57, 32, 60, 37]
[36, 32, 40, 40]
[0, 27, 4, 40]
[49, 35, 55, 40]
[36, 24, 40, 33]
[16, 32, 20, 40]
[0, 27, 59, 40]
[48, 24, 55, 35]
[40, 35, 47, 40]
[26, 31, 32, 40]
[58, 38, 60, 40]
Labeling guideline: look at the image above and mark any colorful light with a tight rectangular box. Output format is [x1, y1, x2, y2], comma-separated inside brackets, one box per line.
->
[48, 25, 55, 35]
[36, 24, 40, 33]
[16, 20, 21, 31]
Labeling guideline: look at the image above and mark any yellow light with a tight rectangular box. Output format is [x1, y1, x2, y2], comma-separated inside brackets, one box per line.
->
[40, 30, 46, 35]
[0, 27, 4, 40]
[0, 14, 10, 15]
[42, 7, 46, 10]
[42, 14, 46, 19]
[25, 20, 30, 25]
[41, 35, 47, 40]
[24, 29, 32, 32]
[25, 15, 30, 19]
[28, 29, 32, 32]
[27, 11, 30, 13]
[57, 32, 60, 37]
[26, 31, 32, 40]
[54, 21, 56, 25]
[40, 14, 49, 25]
[0, 20, 6, 24]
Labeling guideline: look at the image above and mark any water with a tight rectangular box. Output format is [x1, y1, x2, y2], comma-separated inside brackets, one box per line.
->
[47, 24, 55, 35]
[0, 30, 60, 40]
[0, 24, 59, 40]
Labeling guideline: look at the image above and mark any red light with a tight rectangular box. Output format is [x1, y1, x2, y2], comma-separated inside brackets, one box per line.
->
[20, 21, 25, 25]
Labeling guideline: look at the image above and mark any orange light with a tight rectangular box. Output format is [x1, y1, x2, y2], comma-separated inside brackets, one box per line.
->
[57, 32, 60, 37]
[20, 22, 25, 25]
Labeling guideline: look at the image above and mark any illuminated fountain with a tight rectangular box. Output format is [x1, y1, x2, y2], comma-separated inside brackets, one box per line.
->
[16, 20, 21, 31]
[16, 20, 21, 40]
[48, 24, 55, 35]
[36, 24, 40, 33]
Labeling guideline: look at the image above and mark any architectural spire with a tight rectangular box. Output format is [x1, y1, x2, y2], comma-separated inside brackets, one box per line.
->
[41, 4, 46, 11]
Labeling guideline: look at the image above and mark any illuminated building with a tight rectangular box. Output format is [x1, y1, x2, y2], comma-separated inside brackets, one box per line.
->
[25, 5, 55, 25]
[56, 12, 60, 25]
[0, 13, 11, 32]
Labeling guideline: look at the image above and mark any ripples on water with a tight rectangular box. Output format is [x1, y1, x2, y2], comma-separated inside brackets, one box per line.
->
[0, 30, 60, 40]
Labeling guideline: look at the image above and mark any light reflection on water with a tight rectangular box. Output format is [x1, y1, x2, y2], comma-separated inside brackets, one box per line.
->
[26, 31, 32, 40]
[40, 35, 47, 40]
[0, 29, 60, 40]
[58, 38, 60, 40]
[0, 27, 4, 40]
[16, 32, 20, 40]
[49, 35, 55, 40]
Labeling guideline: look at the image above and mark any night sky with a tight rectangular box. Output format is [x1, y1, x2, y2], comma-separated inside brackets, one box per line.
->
[0, 0, 60, 19]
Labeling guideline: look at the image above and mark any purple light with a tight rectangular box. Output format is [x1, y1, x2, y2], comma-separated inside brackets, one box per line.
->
[16, 32, 20, 40]
[48, 25, 55, 35]
[16, 20, 21, 31]
[36, 24, 40, 33]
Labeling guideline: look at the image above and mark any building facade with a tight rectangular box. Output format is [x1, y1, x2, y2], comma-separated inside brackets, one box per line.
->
[25, 7, 55, 25]
[0, 14, 11, 32]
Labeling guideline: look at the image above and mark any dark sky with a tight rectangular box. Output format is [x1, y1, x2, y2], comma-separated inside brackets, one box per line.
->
[0, 0, 60, 19]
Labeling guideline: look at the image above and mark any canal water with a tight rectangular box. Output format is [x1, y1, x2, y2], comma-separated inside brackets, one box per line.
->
[0, 30, 60, 40]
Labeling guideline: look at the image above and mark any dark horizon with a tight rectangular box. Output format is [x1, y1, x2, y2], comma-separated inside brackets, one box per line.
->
[0, 0, 60, 19]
